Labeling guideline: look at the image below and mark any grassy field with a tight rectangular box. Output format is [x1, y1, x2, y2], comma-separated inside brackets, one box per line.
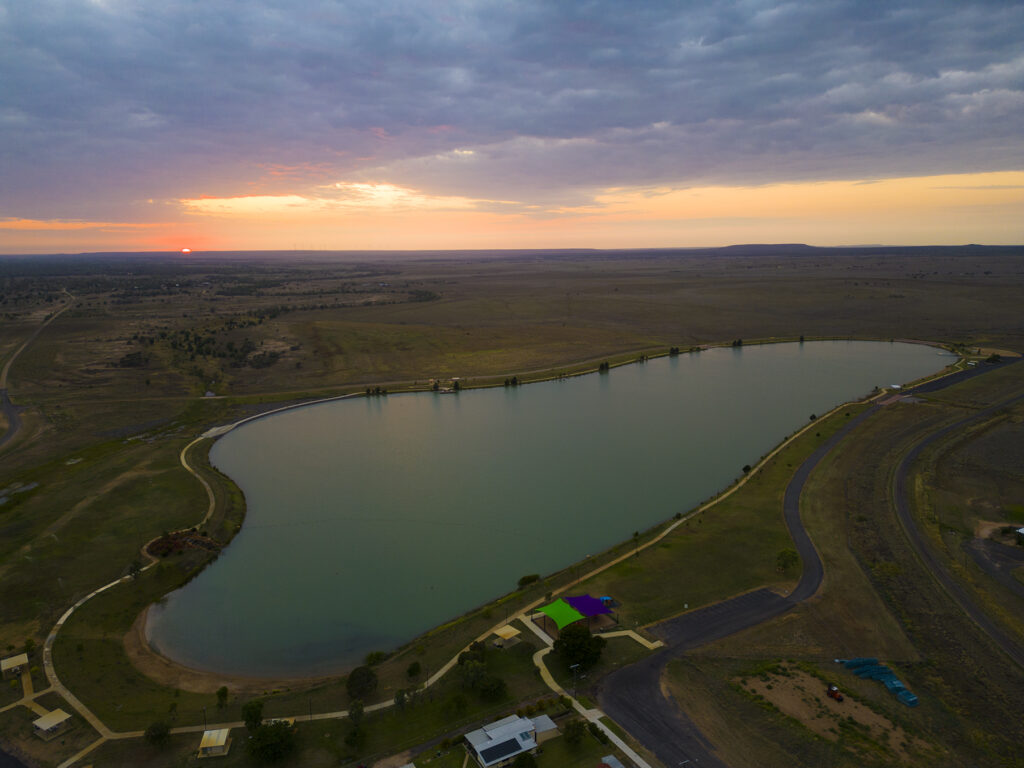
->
[2, 246, 1024, 764]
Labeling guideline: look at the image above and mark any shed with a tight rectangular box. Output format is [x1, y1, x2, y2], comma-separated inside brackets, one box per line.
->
[1, 653, 28, 680]
[198, 728, 232, 757]
[532, 714, 558, 744]
[32, 710, 71, 741]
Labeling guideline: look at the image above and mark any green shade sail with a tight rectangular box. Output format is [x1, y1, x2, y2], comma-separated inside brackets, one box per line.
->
[538, 598, 585, 629]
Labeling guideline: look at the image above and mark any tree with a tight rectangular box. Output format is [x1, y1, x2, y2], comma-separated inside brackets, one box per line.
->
[128, 559, 142, 580]
[457, 659, 486, 689]
[588, 721, 610, 744]
[348, 698, 364, 728]
[406, 660, 422, 678]
[346, 665, 378, 700]
[242, 698, 264, 732]
[553, 623, 606, 671]
[478, 674, 507, 702]
[512, 753, 538, 767]
[144, 720, 171, 749]
[564, 718, 586, 746]
[248, 721, 296, 762]
[776, 549, 799, 572]
[216, 686, 228, 709]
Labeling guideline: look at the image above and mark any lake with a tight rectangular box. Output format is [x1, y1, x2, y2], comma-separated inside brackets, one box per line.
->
[146, 341, 953, 676]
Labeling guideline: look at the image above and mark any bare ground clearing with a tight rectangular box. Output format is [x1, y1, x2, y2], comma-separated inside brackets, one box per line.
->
[740, 667, 925, 762]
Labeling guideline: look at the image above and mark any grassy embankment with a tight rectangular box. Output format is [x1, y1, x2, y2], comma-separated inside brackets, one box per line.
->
[664, 365, 1024, 768]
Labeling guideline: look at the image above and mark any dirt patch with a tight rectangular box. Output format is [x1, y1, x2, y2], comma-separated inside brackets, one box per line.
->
[373, 750, 414, 768]
[124, 608, 336, 695]
[739, 667, 925, 762]
[976, 519, 1023, 540]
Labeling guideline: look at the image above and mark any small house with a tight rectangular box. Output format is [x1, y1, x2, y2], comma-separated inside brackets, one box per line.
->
[33, 710, 71, 741]
[466, 714, 544, 767]
[198, 728, 232, 758]
[1, 653, 28, 680]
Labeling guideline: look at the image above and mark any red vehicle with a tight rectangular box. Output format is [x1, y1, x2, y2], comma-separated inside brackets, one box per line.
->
[826, 684, 844, 702]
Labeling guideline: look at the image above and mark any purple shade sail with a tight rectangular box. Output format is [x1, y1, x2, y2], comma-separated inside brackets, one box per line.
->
[565, 594, 612, 617]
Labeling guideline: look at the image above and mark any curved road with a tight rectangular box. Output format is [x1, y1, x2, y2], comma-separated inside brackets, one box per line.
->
[600, 360, 1021, 767]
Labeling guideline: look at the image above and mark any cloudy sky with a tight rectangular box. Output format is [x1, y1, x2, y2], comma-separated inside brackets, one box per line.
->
[2, 0, 1022, 252]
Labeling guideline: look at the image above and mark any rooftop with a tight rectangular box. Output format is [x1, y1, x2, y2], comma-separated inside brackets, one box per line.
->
[33, 710, 71, 732]
[199, 729, 231, 749]
[1, 653, 28, 671]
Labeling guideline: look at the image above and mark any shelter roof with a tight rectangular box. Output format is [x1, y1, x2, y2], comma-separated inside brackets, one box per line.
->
[494, 625, 521, 640]
[538, 599, 585, 629]
[566, 594, 613, 616]
[33, 710, 71, 731]
[1, 654, 28, 671]
[199, 729, 230, 749]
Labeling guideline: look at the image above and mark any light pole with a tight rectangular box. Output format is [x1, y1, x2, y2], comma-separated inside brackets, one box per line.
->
[202, 706, 207, 730]
[570, 663, 580, 697]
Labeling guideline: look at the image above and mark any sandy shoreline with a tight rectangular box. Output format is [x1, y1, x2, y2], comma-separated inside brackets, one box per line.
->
[125, 606, 339, 694]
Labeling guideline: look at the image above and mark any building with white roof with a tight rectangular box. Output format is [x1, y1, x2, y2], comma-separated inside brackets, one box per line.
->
[465, 714, 558, 767]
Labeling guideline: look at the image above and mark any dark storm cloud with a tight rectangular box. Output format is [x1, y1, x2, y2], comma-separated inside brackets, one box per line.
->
[1, 0, 1022, 218]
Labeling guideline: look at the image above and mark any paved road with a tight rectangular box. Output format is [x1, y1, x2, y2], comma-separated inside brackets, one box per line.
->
[599, 359, 1022, 767]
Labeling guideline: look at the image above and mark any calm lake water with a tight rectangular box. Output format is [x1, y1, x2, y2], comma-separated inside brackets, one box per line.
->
[147, 341, 952, 676]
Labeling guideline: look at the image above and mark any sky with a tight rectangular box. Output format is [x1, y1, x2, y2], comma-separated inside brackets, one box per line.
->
[1, 0, 1022, 253]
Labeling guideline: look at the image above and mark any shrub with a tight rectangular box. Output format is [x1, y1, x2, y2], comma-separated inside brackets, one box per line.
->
[144, 720, 170, 749]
